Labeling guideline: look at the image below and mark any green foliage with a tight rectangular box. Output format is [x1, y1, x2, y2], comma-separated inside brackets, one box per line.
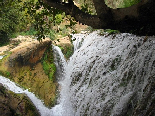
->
[11, 27, 37, 38]
[75, 0, 96, 15]
[54, 13, 63, 25]
[0, 0, 142, 42]
[49, 30, 56, 40]
[0, 30, 9, 47]
[20, 0, 67, 41]
[81, 3, 92, 14]
[0, 1, 19, 35]
[58, 44, 74, 60]
[0, 0, 80, 41]
[0, 0, 33, 39]
[65, 15, 77, 29]
[105, 0, 141, 8]
[0, 0, 19, 45]
[121, 0, 141, 8]
[22, 27, 38, 36]
[42, 47, 56, 81]
[105, 29, 120, 34]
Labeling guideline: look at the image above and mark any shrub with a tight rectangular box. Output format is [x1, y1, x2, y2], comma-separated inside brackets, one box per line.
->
[0, 30, 9, 46]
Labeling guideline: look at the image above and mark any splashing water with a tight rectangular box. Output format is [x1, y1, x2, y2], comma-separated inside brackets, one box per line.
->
[0, 56, 3, 60]
[0, 31, 155, 116]
[65, 31, 155, 116]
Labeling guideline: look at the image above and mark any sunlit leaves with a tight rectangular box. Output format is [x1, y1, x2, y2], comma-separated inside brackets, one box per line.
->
[0, 0, 20, 35]
[20, 0, 67, 41]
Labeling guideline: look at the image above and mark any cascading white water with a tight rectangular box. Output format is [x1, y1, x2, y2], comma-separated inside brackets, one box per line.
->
[52, 45, 67, 81]
[71, 34, 87, 51]
[50, 45, 74, 116]
[67, 31, 155, 116]
[0, 31, 155, 116]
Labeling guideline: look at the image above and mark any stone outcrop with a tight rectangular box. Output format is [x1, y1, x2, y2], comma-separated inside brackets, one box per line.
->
[8, 37, 52, 67]
[0, 83, 40, 116]
[0, 36, 57, 107]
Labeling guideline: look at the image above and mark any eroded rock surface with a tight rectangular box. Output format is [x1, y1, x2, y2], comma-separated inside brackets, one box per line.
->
[9, 37, 52, 67]
[0, 36, 57, 107]
[0, 83, 40, 116]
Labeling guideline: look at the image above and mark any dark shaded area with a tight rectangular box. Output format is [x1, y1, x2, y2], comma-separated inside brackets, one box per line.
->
[43, 0, 155, 36]
[0, 30, 9, 46]
[0, 83, 40, 116]
[111, 0, 155, 35]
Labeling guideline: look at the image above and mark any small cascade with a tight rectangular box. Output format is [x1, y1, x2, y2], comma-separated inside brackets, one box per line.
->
[0, 76, 51, 116]
[50, 45, 74, 116]
[52, 45, 67, 81]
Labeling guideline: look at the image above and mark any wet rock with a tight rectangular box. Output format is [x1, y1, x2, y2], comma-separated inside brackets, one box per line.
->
[0, 83, 40, 116]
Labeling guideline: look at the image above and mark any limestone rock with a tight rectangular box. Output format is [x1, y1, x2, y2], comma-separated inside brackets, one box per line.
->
[8, 38, 52, 67]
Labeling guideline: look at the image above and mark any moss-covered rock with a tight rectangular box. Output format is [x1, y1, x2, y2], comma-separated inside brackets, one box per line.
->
[0, 37, 58, 107]
[0, 83, 40, 116]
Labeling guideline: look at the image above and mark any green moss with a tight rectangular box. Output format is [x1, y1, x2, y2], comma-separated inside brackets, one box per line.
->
[0, 70, 11, 78]
[58, 44, 74, 60]
[121, 0, 140, 8]
[105, 0, 141, 9]
[0, 46, 57, 107]
[105, 29, 120, 34]
[110, 56, 121, 71]
[42, 46, 56, 81]
[5, 71, 10, 77]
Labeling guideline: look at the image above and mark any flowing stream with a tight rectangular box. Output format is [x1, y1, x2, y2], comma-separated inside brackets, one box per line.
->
[0, 31, 155, 116]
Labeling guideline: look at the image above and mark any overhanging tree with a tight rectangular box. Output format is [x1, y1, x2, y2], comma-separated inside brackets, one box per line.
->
[1, 0, 155, 39]
[41, 0, 155, 35]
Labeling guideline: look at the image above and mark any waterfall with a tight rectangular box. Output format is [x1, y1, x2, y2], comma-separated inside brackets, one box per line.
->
[50, 45, 74, 116]
[71, 33, 86, 51]
[52, 45, 67, 81]
[0, 31, 155, 116]
[67, 31, 155, 116]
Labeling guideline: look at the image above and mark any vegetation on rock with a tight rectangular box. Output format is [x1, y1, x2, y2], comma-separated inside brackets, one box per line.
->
[0, 38, 58, 107]
[0, 83, 40, 116]
[58, 43, 74, 60]
[42, 46, 56, 81]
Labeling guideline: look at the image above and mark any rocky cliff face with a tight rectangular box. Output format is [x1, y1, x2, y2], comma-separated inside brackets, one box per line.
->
[0, 36, 57, 107]
[8, 37, 52, 67]
[0, 83, 40, 116]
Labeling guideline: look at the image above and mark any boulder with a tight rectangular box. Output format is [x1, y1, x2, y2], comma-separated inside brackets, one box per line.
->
[8, 38, 52, 67]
